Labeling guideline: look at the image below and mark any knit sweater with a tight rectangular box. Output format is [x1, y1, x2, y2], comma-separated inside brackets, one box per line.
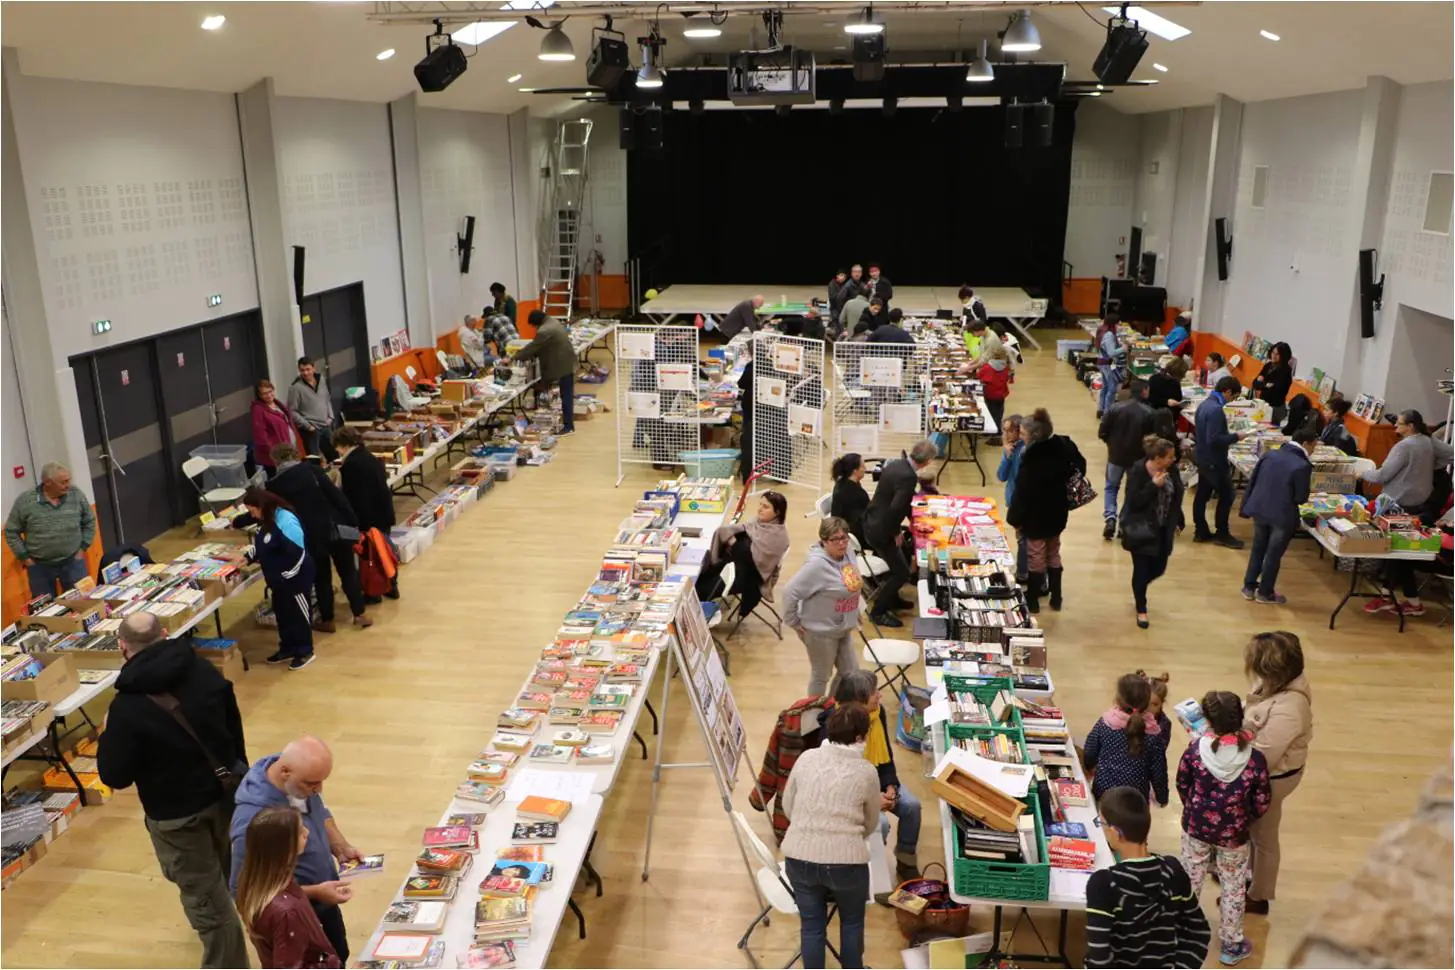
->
[5, 486, 96, 565]
[780, 741, 880, 865]
[1084, 855, 1211, 968]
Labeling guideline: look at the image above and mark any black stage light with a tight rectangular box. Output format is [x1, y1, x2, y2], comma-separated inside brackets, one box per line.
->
[586, 26, 630, 88]
[415, 20, 467, 93]
[1093, 18, 1149, 84]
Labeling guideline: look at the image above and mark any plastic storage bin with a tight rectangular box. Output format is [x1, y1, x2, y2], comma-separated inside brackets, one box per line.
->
[679, 448, 740, 478]
[190, 445, 249, 490]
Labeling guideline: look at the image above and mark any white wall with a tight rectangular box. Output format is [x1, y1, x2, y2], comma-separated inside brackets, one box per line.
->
[584, 106, 629, 275]
[416, 107, 515, 332]
[1065, 102, 1140, 280]
[1167, 106, 1214, 308]
[1, 306, 37, 510]
[1219, 89, 1365, 374]
[6, 75, 258, 367]
[1133, 111, 1178, 288]
[272, 96, 405, 342]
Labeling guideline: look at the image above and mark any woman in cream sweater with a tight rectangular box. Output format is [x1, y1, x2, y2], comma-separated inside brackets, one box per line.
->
[1243, 631, 1314, 914]
[781, 703, 881, 969]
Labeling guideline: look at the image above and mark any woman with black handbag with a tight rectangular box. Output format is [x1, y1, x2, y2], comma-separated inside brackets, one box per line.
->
[1006, 408, 1087, 614]
[1120, 435, 1185, 629]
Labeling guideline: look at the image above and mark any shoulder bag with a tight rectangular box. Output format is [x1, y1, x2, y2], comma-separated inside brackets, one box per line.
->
[148, 693, 243, 799]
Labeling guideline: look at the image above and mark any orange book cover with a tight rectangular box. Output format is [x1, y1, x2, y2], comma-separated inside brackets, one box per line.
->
[517, 796, 571, 822]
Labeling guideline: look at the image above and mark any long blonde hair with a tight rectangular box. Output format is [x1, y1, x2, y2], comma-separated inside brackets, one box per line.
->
[234, 807, 302, 930]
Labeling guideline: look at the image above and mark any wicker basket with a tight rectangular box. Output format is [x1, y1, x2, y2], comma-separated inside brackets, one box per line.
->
[891, 861, 971, 940]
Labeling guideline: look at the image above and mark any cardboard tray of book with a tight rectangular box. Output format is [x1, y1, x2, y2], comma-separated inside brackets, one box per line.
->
[2, 653, 80, 706]
[22, 606, 104, 636]
[1317, 518, 1391, 556]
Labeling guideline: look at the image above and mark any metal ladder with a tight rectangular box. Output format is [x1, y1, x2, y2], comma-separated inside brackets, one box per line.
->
[540, 118, 592, 321]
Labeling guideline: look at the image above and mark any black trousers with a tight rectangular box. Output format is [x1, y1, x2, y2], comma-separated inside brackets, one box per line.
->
[312, 901, 349, 964]
[1130, 551, 1170, 612]
[869, 535, 911, 615]
[273, 574, 314, 660]
[312, 540, 365, 622]
[1192, 463, 1234, 537]
[985, 398, 1006, 438]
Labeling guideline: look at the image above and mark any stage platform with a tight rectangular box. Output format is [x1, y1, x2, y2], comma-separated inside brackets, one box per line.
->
[639, 283, 1049, 348]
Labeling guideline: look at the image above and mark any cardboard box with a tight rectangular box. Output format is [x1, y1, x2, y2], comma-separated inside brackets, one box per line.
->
[2, 653, 79, 705]
[198, 646, 245, 683]
[23, 607, 103, 635]
[39, 647, 125, 670]
[1318, 520, 1391, 555]
[1309, 470, 1357, 494]
[440, 380, 473, 403]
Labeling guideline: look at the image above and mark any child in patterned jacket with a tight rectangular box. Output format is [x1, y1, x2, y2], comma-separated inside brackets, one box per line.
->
[1176, 691, 1273, 967]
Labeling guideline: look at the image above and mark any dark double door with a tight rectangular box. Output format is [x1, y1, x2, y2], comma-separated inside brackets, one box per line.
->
[71, 311, 265, 550]
[299, 283, 370, 417]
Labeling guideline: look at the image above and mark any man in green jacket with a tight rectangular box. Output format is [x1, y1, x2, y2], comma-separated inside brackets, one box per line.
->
[512, 310, 577, 434]
[5, 462, 97, 596]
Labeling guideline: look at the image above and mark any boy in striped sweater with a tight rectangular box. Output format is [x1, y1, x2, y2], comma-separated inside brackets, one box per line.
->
[1084, 787, 1211, 969]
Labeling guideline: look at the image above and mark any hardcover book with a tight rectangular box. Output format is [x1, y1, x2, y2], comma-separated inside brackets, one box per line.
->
[510, 821, 559, 844]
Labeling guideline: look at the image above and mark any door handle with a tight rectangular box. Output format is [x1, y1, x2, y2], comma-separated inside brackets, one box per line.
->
[99, 453, 128, 476]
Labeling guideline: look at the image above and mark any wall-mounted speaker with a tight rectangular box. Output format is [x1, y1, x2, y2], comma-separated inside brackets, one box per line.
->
[1028, 102, 1054, 148]
[457, 216, 476, 274]
[1214, 217, 1232, 281]
[1358, 248, 1384, 339]
[852, 33, 887, 83]
[1005, 104, 1024, 149]
[414, 42, 468, 94]
[586, 28, 630, 89]
[619, 105, 664, 151]
[291, 245, 306, 306]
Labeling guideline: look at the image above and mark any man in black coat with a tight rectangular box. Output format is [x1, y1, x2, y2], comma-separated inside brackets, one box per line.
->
[864, 440, 938, 627]
[333, 426, 400, 603]
[867, 262, 893, 313]
[1097, 378, 1154, 540]
[96, 613, 250, 969]
[719, 294, 764, 340]
[267, 442, 371, 631]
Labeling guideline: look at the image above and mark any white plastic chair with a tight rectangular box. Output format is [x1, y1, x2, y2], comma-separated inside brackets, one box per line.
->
[805, 492, 832, 519]
[730, 811, 842, 969]
[848, 534, 890, 591]
[858, 597, 920, 695]
[181, 456, 246, 533]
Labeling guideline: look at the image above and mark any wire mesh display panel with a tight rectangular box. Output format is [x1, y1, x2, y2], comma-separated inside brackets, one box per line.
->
[750, 331, 826, 492]
[615, 324, 701, 485]
[829, 340, 932, 465]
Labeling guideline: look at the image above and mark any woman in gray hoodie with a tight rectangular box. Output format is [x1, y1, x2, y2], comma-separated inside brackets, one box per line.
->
[782, 517, 865, 697]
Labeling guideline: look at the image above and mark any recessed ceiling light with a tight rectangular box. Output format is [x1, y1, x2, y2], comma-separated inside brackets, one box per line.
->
[1103, 6, 1190, 41]
[453, 21, 515, 46]
[1260, 29, 1281, 41]
[1152, 62, 1168, 72]
[376, 49, 395, 60]
[507, 73, 523, 83]
[200, 14, 225, 30]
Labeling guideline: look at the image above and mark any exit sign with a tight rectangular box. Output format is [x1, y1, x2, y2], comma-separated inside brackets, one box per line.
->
[207, 294, 223, 308]
[92, 319, 112, 334]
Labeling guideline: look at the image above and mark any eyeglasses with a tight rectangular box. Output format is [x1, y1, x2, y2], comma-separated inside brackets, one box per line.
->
[824, 534, 850, 542]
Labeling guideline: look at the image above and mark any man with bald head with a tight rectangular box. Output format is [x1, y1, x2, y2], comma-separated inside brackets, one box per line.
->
[231, 734, 363, 962]
[97, 612, 249, 968]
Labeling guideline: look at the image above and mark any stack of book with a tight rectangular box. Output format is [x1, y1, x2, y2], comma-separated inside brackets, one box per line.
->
[474, 896, 531, 947]
[1048, 835, 1097, 870]
[950, 732, 1024, 764]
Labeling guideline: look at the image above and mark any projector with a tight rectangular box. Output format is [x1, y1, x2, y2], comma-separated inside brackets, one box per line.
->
[415, 42, 468, 93]
[727, 46, 816, 106]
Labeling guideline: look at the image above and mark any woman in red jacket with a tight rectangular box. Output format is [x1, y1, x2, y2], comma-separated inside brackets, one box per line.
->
[251, 379, 300, 478]
[235, 807, 341, 969]
[977, 345, 1013, 446]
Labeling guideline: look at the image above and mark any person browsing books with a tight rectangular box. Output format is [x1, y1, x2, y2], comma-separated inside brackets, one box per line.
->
[1005, 409, 1086, 614]
[829, 454, 870, 548]
[1249, 342, 1294, 424]
[1318, 397, 1360, 457]
[781, 703, 881, 970]
[1084, 786, 1211, 969]
[1098, 379, 1155, 541]
[96, 612, 251, 970]
[864, 441, 938, 627]
[333, 427, 399, 604]
[834, 670, 920, 889]
[487, 281, 517, 328]
[1238, 425, 1317, 606]
[511, 309, 577, 435]
[997, 415, 1028, 582]
[235, 807, 342, 969]
[1241, 631, 1313, 915]
[230, 736, 362, 964]
[977, 345, 1013, 444]
[1192, 376, 1248, 548]
[782, 517, 864, 698]
[1083, 673, 1169, 808]
[240, 487, 317, 669]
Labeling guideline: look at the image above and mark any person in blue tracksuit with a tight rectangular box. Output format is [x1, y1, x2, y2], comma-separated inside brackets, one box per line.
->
[241, 486, 316, 670]
[997, 414, 1027, 580]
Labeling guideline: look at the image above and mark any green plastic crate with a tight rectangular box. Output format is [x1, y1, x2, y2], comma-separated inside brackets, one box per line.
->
[951, 792, 1051, 902]
[943, 676, 1022, 733]
[945, 720, 1027, 753]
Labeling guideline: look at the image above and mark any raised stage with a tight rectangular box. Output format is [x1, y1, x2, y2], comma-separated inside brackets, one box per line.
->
[639, 283, 1049, 348]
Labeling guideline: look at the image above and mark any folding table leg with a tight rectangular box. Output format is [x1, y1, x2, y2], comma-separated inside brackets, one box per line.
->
[567, 897, 586, 939]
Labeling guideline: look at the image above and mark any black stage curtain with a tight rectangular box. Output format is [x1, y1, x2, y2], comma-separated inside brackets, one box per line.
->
[626, 104, 1078, 301]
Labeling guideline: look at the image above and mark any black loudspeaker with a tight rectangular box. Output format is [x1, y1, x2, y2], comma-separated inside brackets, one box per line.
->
[1093, 22, 1149, 85]
[457, 216, 476, 274]
[587, 29, 630, 88]
[1028, 102, 1054, 147]
[1358, 248, 1384, 339]
[619, 106, 663, 151]
[291, 246, 306, 306]
[1214, 217, 1232, 281]
[853, 33, 886, 83]
[1005, 104, 1024, 149]
[414, 43, 468, 93]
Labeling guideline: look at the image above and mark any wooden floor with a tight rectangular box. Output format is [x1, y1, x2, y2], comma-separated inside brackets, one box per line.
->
[3, 328, 1450, 969]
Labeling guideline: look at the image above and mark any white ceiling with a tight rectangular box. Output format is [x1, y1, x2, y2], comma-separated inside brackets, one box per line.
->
[2, 2, 1451, 116]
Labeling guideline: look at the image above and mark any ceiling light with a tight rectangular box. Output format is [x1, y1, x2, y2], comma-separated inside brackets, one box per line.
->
[844, 7, 884, 35]
[377, 49, 396, 60]
[1001, 10, 1041, 52]
[682, 16, 722, 39]
[538, 24, 575, 61]
[965, 39, 994, 83]
[507, 73, 523, 83]
[637, 43, 664, 88]
[453, 21, 515, 46]
[1152, 62, 1168, 72]
[200, 14, 225, 30]
[1102, 6, 1190, 41]
[1260, 29, 1281, 41]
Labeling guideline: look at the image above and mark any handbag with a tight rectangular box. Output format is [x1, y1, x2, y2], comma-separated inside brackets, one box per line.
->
[148, 693, 243, 799]
[1066, 466, 1098, 511]
[1120, 517, 1160, 551]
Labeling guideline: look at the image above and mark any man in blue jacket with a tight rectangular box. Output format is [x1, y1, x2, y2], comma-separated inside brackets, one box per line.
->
[1239, 426, 1318, 604]
[1192, 376, 1247, 548]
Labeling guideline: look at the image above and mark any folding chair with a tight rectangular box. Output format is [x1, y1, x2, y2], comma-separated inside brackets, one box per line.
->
[730, 810, 842, 970]
[804, 492, 832, 520]
[857, 599, 919, 695]
[848, 534, 890, 597]
[701, 571, 734, 675]
[181, 457, 246, 535]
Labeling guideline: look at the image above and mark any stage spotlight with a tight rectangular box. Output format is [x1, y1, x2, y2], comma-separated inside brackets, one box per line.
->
[1093, 15, 1149, 84]
[415, 20, 468, 93]
[966, 39, 994, 82]
[539, 23, 575, 61]
[845, 6, 884, 35]
[636, 37, 665, 88]
[586, 25, 630, 87]
[1002, 9, 1041, 52]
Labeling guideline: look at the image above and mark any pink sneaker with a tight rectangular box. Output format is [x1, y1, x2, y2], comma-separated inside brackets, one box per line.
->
[1363, 597, 1397, 615]
[1399, 602, 1426, 618]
